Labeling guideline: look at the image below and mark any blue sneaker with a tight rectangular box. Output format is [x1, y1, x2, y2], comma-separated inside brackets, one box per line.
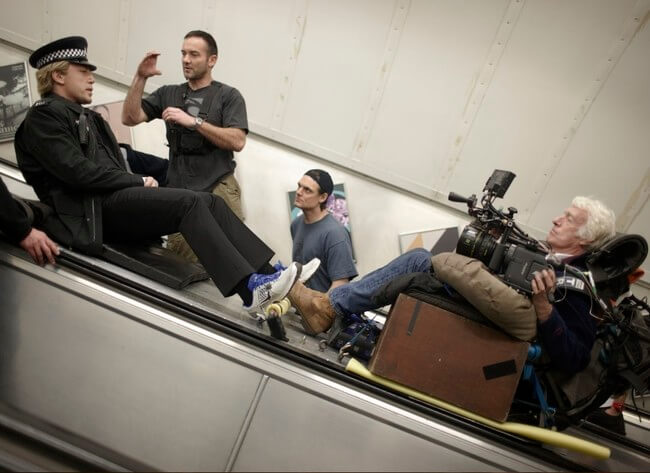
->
[245, 262, 300, 313]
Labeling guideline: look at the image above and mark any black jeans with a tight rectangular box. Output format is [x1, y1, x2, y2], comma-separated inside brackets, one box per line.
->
[101, 187, 273, 296]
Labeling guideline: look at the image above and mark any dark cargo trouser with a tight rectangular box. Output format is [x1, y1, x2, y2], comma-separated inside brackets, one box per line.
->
[167, 173, 243, 263]
[102, 186, 271, 296]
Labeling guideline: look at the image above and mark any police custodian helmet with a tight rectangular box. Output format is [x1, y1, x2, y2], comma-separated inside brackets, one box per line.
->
[29, 36, 97, 71]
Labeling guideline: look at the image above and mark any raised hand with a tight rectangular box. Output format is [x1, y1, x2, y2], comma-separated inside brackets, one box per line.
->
[137, 51, 162, 79]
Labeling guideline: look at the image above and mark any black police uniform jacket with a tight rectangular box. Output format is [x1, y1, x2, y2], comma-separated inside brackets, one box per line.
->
[14, 93, 143, 255]
[0, 179, 32, 243]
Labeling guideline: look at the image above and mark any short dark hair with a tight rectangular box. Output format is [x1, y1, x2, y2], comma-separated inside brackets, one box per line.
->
[184, 30, 218, 56]
[304, 169, 333, 210]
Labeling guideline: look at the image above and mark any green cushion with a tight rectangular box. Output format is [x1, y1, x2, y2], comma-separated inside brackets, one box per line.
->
[431, 252, 537, 341]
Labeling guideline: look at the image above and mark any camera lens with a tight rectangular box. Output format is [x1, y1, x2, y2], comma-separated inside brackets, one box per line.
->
[456, 226, 497, 266]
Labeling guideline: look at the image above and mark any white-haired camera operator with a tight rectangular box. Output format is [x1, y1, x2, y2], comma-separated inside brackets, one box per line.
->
[287, 196, 616, 375]
[531, 196, 615, 372]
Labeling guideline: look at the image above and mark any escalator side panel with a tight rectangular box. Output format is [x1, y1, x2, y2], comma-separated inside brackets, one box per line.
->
[234, 377, 505, 472]
[0, 251, 562, 471]
[1, 262, 265, 471]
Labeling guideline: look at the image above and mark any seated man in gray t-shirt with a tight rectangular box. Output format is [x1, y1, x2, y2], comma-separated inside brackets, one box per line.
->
[290, 170, 358, 293]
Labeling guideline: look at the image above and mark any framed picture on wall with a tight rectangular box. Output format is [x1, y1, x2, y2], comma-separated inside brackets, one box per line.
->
[0, 62, 31, 142]
[288, 182, 356, 259]
[398, 226, 459, 255]
[90, 100, 133, 146]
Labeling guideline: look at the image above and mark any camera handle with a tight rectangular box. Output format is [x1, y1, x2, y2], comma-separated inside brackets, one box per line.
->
[542, 255, 567, 304]
[448, 192, 476, 206]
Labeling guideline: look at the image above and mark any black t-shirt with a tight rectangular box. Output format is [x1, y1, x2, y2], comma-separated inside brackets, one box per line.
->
[142, 81, 248, 192]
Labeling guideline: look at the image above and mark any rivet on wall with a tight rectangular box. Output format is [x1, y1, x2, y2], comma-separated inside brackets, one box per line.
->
[617, 169, 649, 232]
[115, 0, 130, 74]
[523, 0, 650, 221]
[437, 0, 526, 191]
[203, 0, 217, 32]
[270, 0, 308, 131]
[42, 0, 51, 42]
[350, 0, 411, 163]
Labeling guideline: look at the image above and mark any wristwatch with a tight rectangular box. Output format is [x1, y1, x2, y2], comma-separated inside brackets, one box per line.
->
[192, 117, 204, 130]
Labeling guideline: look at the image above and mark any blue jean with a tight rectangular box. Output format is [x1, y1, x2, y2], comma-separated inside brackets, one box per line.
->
[329, 248, 433, 316]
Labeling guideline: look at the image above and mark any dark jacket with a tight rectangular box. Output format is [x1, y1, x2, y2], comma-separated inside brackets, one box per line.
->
[537, 254, 597, 374]
[119, 143, 169, 186]
[0, 179, 31, 243]
[14, 93, 143, 255]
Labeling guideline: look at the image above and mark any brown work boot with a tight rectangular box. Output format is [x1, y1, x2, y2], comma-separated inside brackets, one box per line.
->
[288, 281, 336, 335]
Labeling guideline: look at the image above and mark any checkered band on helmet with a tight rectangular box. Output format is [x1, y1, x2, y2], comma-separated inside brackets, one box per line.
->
[36, 47, 88, 69]
[29, 36, 96, 70]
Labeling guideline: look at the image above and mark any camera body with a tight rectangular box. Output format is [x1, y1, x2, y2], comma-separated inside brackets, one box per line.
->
[450, 170, 549, 295]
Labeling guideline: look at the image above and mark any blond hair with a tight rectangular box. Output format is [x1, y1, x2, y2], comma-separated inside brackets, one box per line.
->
[35, 61, 69, 97]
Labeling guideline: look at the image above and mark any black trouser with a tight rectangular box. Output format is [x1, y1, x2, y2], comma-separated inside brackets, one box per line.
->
[102, 187, 273, 296]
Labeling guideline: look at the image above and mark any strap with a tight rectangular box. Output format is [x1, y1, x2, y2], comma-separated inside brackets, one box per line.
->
[197, 81, 221, 119]
[618, 368, 649, 394]
[175, 83, 189, 107]
[78, 110, 89, 144]
[530, 369, 556, 427]
[555, 274, 592, 297]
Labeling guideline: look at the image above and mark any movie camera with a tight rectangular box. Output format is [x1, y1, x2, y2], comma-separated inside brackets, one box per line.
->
[449, 170, 553, 295]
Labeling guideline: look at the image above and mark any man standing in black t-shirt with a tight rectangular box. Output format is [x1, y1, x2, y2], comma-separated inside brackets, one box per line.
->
[122, 30, 248, 262]
[18, 35, 307, 313]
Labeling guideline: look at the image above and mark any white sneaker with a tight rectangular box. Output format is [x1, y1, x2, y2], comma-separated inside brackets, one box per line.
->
[299, 258, 320, 283]
[246, 262, 300, 313]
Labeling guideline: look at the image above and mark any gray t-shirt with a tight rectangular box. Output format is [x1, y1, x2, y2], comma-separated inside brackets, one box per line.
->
[291, 214, 358, 292]
[141, 81, 248, 192]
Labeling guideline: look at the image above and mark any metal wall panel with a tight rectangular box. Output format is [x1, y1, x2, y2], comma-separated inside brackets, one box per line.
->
[530, 12, 650, 232]
[233, 378, 508, 472]
[279, 0, 397, 157]
[362, 0, 510, 195]
[0, 248, 564, 471]
[47, 0, 123, 73]
[210, 0, 298, 128]
[0, 0, 46, 48]
[0, 263, 263, 471]
[447, 0, 640, 219]
[123, 0, 208, 89]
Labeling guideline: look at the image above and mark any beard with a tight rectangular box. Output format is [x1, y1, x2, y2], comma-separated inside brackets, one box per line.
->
[183, 64, 209, 81]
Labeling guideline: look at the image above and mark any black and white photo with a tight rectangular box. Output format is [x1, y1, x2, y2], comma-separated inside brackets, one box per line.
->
[0, 61, 30, 142]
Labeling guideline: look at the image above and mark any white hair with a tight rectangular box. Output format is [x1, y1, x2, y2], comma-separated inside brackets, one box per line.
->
[572, 196, 616, 251]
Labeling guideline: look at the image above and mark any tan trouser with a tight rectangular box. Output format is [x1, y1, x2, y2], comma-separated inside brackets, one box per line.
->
[167, 173, 244, 263]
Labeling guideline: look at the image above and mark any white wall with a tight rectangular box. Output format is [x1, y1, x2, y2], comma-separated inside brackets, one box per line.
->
[0, 39, 468, 279]
[1, 2, 648, 296]
[1, 0, 648, 238]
